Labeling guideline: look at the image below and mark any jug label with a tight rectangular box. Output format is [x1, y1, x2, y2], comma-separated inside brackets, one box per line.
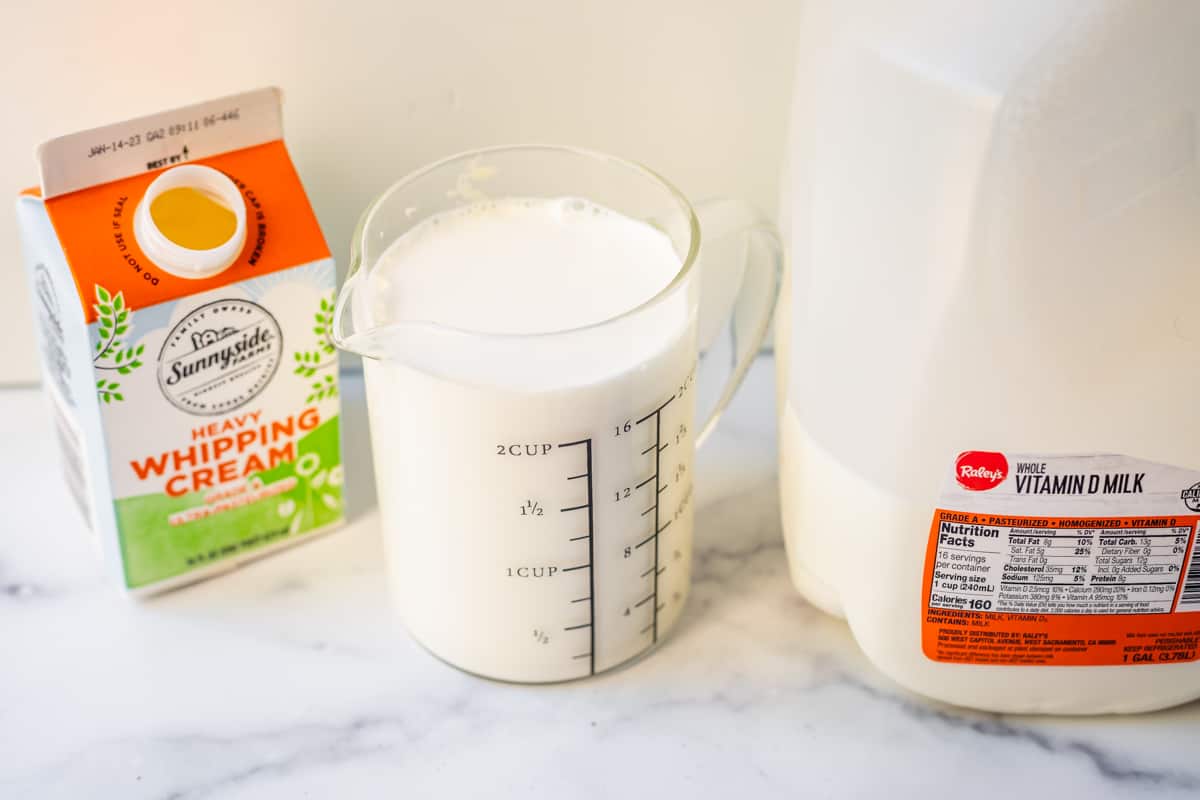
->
[921, 452, 1200, 666]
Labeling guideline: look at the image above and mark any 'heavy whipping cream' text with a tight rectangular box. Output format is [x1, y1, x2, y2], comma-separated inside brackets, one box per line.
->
[130, 407, 321, 497]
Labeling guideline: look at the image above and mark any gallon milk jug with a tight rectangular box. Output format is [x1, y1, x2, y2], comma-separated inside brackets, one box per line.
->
[778, 0, 1200, 713]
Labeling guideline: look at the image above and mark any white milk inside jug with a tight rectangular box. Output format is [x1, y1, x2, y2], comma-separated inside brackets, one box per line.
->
[359, 197, 698, 681]
[778, 0, 1200, 713]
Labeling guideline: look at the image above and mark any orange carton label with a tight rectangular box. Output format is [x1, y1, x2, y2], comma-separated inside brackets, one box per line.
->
[921, 453, 1200, 666]
[44, 140, 329, 324]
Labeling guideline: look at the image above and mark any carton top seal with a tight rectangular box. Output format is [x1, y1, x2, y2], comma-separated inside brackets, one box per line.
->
[37, 87, 284, 200]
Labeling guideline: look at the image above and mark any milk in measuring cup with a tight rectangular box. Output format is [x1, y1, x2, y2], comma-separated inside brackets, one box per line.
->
[359, 197, 698, 681]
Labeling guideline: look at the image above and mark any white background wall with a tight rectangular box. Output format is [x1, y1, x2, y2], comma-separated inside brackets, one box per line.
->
[0, 0, 799, 385]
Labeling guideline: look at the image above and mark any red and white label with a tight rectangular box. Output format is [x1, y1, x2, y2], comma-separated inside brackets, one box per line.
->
[922, 452, 1200, 666]
[954, 451, 1008, 491]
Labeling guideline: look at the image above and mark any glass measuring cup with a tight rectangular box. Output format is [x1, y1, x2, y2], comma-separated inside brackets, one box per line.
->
[333, 145, 780, 682]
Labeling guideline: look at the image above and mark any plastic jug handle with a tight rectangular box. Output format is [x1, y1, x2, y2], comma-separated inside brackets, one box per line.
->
[691, 197, 782, 448]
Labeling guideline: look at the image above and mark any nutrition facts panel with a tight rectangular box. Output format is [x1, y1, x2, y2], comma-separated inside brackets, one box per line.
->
[922, 452, 1200, 666]
[927, 513, 1199, 616]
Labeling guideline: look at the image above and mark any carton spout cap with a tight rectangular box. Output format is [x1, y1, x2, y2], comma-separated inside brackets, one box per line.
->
[133, 164, 247, 280]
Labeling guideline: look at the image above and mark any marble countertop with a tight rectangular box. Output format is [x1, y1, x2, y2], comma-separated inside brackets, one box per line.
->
[3, 355, 1200, 798]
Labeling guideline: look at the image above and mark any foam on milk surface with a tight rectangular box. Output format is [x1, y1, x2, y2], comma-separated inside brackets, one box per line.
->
[367, 197, 681, 335]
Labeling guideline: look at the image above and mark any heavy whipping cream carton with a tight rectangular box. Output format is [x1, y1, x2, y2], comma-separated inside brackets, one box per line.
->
[16, 88, 344, 593]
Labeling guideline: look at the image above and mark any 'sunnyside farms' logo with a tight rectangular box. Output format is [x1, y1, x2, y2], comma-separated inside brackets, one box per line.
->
[158, 299, 282, 416]
[955, 451, 1008, 491]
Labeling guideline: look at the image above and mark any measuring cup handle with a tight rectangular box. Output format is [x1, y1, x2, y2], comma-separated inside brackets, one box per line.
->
[692, 197, 783, 448]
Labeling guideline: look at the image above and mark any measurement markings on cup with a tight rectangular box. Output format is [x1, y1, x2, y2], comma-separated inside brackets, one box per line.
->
[635, 394, 676, 643]
[557, 437, 595, 674]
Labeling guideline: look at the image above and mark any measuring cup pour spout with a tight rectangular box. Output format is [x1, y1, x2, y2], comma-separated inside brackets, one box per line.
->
[331, 145, 781, 683]
[330, 204, 385, 360]
[333, 189, 486, 371]
[330, 272, 383, 360]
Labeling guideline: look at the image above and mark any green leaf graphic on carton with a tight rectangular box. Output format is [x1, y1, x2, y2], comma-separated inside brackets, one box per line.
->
[306, 374, 338, 404]
[292, 293, 339, 379]
[92, 283, 144, 402]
